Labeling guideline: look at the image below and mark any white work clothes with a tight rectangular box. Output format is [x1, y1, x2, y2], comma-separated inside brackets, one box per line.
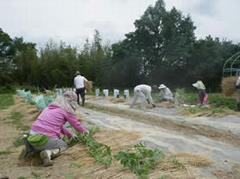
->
[130, 84, 154, 108]
[160, 87, 174, 101]
[236, 77, 240, 86]
[74, 75, 87, 89]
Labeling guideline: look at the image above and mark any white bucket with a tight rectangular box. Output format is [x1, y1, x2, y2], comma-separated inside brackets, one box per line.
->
[103, 89, 109, 97]
[113, 89, 120, 98]
[124, 89, 129, 99]
[95, 89, 100, 96]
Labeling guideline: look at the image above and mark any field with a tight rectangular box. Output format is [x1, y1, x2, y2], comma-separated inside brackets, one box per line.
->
[0, 93, 240, 179]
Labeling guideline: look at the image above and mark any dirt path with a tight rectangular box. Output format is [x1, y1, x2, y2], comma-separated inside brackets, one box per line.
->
[85, 97, 240, 148]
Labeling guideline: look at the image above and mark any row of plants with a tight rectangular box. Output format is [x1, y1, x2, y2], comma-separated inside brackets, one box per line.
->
[16, 90, 186, 178]
[69, 128, 113, 167]
[68, 127, 169, 178]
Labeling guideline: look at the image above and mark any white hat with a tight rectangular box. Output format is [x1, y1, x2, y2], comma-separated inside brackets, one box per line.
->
[158, 84, 166, 89]
[192, 80, 206, 90]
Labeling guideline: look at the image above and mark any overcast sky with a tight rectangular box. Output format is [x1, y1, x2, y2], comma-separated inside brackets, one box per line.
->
[0, 0, 239, 48]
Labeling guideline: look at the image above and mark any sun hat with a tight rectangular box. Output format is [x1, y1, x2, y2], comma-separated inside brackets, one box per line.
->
[192, 80, 206, 90]
[52, 91, 78, 114]
[158, 84, 166, 89]
[75, 71, 80, 75]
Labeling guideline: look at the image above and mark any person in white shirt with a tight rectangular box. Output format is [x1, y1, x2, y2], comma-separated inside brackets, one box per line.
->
[74, 71, 88, 106]
[158, 84, 174, 102]
[130, 84, 156, 109]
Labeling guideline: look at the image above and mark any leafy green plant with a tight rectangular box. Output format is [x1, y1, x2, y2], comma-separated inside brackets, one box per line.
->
[209, 94, 236, 110]
[115, 143, 164, 179]
[72, 128, 112, 167]
[0, 94, 14, 109]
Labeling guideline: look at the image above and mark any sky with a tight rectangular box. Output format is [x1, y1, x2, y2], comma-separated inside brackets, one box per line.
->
[0, 0, 239, 48]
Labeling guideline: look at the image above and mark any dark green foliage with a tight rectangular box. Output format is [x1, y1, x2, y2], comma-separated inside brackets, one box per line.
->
[0, 85, 15, 94]
[209, 94, 236, 110]
[115, 143, 164, 178]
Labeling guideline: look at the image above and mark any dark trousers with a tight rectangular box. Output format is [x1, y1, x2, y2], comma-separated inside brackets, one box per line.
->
[76, 87, 85, 106]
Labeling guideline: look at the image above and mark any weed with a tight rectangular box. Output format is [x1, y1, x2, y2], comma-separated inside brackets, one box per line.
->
[171, 156, 185, 169]
[0, 94, 14, 109]
[0, 150, 12, 155]
[9, 112, 23, 122]
[115, 143, 164, 178]
[7, 112, 28, 130]
[69, 163, 81, 168]
[13, 136, 24, 147]
[209, 94, 236, 110]
[31, 171, 42, 179]
[64, 173, 73, 179]
[159, 175, 170, 179]
[17, 177, 28, 179]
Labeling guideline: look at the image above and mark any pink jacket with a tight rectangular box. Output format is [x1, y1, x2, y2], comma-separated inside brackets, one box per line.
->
[31, 104, 87, 138]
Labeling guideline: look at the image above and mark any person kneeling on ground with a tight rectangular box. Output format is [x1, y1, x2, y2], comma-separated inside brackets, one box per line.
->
[158, 84, 174, 102]
[192, 80, 208, 106]
[27, 91, 88, 167]
[130, 84, 156, 109]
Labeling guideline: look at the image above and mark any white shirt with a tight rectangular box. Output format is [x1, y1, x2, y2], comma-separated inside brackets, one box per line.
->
[74, 75, 87, 89]
[160, 87, 174, 100]
[134, 84, 152, 94]
[236, 77, 240, 86]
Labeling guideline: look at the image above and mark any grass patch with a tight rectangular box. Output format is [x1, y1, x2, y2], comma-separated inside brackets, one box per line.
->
[13, 136, 24, 147]
[9, 112, 24, 122]
[31, 171, 42, 179]
[7, 111, 29, 130]
[0, 150, 12, 155]
[209, 94, 236, 110]
[171, 156, 185, 169]
[176, 89, 237, 115]
[0, 94, 14, 109]
[69, 163, 81, 169]
[64, 173, 74, 179]
[17, 177, 28, 179]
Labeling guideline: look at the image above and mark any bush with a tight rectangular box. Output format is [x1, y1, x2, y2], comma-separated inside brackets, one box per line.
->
[209, 94, 236, 110]
[0, 85, 16, 94]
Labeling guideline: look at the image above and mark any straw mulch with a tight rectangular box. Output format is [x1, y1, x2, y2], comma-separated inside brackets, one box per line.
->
[221, 76, 237, 96]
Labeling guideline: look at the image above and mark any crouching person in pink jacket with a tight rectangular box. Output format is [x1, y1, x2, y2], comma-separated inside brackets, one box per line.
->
[27, 91, 88, 167]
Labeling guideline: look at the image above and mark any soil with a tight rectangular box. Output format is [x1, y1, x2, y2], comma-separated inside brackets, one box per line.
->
[0, 95, 240, 179]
